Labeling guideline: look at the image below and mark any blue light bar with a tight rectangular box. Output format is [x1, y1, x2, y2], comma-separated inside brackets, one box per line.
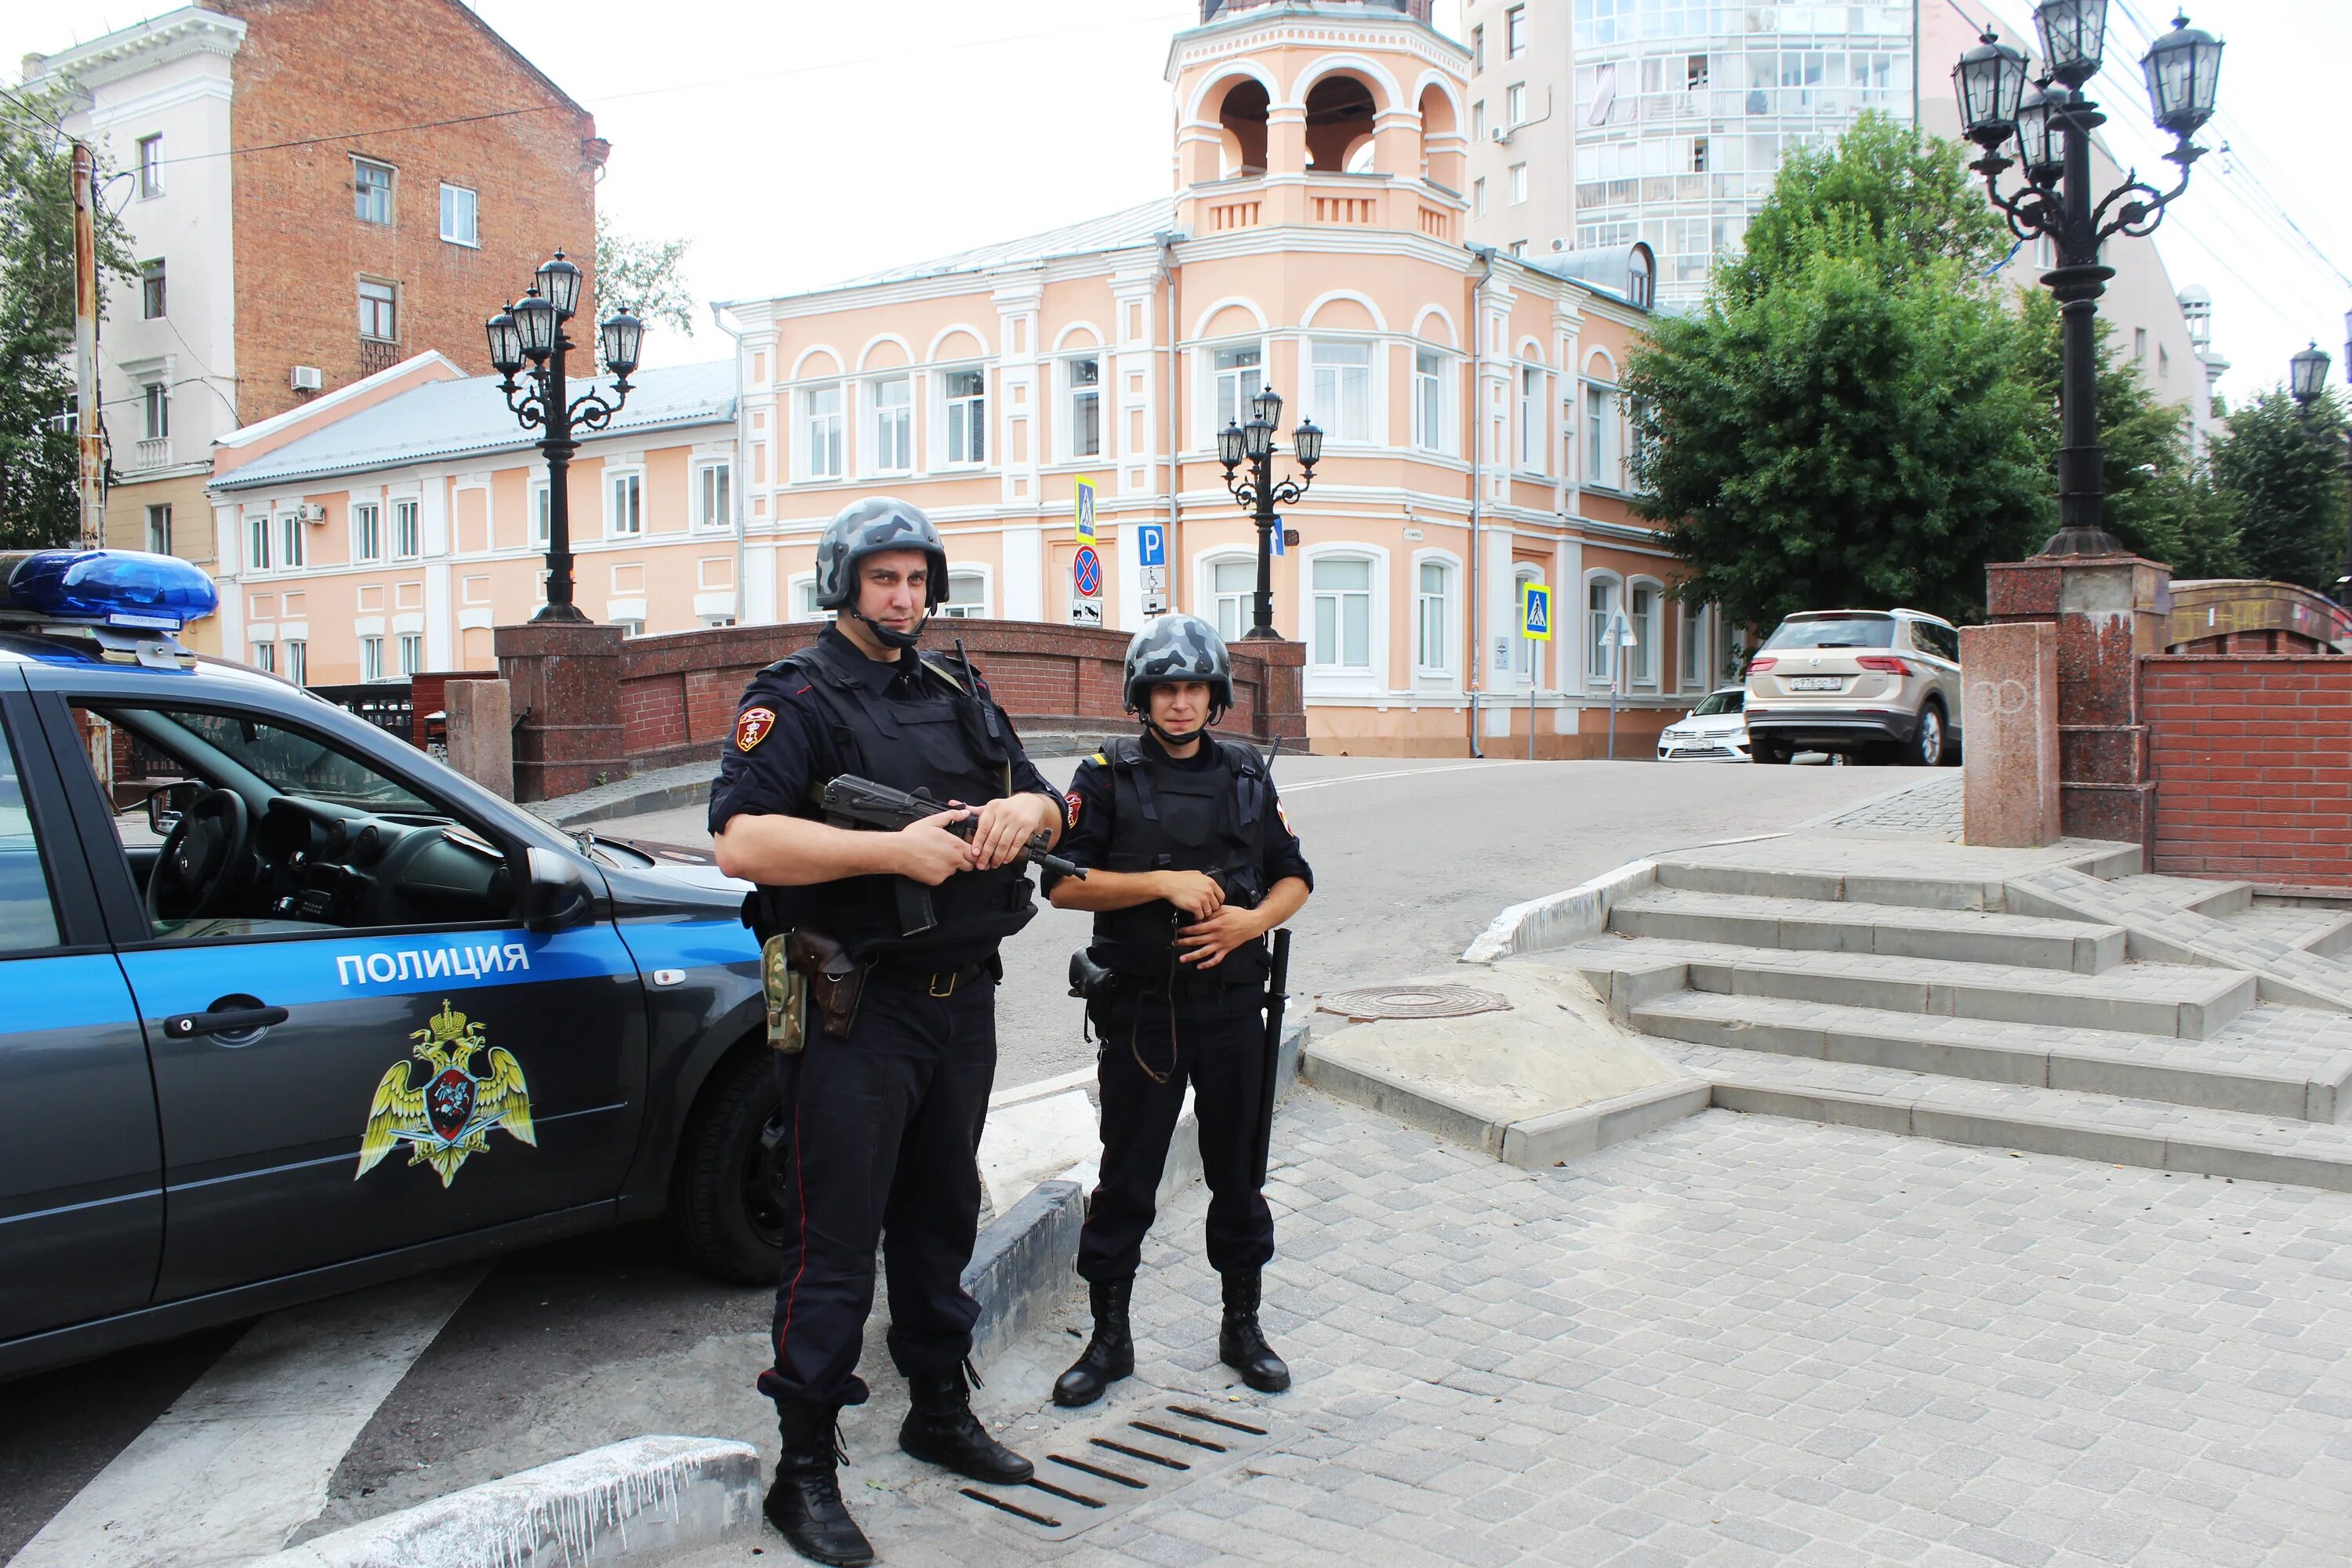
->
[0, 550, 220, 631]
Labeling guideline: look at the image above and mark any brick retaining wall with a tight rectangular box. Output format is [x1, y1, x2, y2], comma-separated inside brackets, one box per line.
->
[2142, 655, 2352, 889]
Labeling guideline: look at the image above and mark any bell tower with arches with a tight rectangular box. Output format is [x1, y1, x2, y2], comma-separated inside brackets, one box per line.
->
[1170, 0, 1469, 243]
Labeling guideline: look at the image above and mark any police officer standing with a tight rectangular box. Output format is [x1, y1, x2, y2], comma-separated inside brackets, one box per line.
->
[710, 499, 1064, 1567]
[1044, 614, 1312, 1408]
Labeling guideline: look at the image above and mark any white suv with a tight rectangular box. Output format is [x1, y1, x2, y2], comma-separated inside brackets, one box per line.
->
[1744, 608, 1962, 767]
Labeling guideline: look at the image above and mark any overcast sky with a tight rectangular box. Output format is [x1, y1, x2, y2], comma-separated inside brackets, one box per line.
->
[7, 0, 2345, 406]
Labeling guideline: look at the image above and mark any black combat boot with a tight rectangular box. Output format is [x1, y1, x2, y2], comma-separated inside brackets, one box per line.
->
[764, 1402, 873, 1567]
[1218, 1269, 1290, 1393]
[899, 1365, 1036, 1483]
[1053, 1276, 1136, 1407]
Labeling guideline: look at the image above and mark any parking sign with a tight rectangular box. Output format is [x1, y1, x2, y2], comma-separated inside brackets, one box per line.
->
[1136, 521, 1167, 567]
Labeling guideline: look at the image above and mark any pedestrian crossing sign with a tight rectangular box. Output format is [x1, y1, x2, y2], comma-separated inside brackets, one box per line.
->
[1522, 583, 1552, 642]
[1074, 477, 1097, 545]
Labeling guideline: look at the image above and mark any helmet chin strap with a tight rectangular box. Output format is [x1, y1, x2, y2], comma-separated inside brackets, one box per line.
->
[851, 608, 926, 651]
[1143, 717, 1209, 748]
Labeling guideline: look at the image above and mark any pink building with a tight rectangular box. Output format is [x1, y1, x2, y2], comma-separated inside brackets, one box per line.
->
[218, 0, 1723, 757]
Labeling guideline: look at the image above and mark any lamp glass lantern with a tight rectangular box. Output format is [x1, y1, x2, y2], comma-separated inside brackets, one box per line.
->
[2291, 343, 2332, 405]
[1250, 385, 1283, 429]
[1293, 419, 1324, 470]
[1218, 419, 1247, 470]
[2034, 0, 2108, 86]
[599, 309, 644, 379]
[2141, 13, 2223, 140]
[512, 291, 558, 360]
[485, 307, 524, 376]
[2013, 81, 2061, 180]
[1954, 29, 2029, 144]
[1243, 414, 1275, 463]
[537, 252, 583, 320]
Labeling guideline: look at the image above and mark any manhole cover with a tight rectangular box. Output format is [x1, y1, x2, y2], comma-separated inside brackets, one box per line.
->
[1316, 983, 1512, 1022]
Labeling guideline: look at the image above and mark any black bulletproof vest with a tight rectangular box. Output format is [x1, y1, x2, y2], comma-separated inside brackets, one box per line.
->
[752, 636, 1036, 960]
[1091, 736, 1271, 986]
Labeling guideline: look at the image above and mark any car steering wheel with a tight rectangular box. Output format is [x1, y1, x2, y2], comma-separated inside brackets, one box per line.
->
[145, 787, 253, 926]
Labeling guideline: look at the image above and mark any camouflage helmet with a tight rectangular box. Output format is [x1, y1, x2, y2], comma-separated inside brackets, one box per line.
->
[1123, 612, 1234, 717]
[813, 497, 949, 611]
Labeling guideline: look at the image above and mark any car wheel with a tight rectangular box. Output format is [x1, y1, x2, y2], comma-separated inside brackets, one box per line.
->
[1909, 702, 1947, 768]
[1755, 739, 1791, 764]
[668, 1044, 789, 1285]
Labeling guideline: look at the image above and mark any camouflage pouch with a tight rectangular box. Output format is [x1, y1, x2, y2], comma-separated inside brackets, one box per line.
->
[764, 932, 807, 1054]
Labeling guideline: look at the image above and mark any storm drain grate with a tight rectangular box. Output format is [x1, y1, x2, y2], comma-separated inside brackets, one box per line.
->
[1316, 983, 1513, 1022]
[953, 1399, 1280, 1543]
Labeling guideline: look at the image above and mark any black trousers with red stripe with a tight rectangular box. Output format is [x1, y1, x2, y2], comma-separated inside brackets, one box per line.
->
[755, 974, 997, 1414]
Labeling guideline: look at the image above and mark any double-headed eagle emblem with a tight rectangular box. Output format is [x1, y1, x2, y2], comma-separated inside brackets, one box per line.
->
[356, 1000, 535, 1187]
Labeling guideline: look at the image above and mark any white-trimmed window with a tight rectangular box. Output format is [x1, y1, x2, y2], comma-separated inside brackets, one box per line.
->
[360, 636, 385, 681]
[359, 278, 397, 341]
[1518, 365, 1548, 472]
[940, 569, 989, 619]
[695, 461, 731, 529]
[943, 368, 986, 464]
[1210, 557, 1255, 642]
[140, 260, 166, 320]
[251, 641, 275, 673]
[1513, 568, 1545, 678]
[1584, 383, 1618, 490]
[1588, 575, 1621, 685]
[1415, 559, 1454, 673]
[397, 633, 423, 677]
[804, 384, 845, 479]
[1310, 556, 1374, 671]
[145, 503, 172, 555]
[285, 640, 307, 684]
[279, 513, 306, 570]
[612, 619, 645, 638]
[1628, 581, 1659, 686]
[247, 514, 271, 573]
[1509, 162, 1528, 204]
[531, 482, 551, 546]
[1210, 343, 1263, 434]
[791, 575, 824, 620]
[441, 184, 478, 247]
[353, 502, 383, 562]
[1506, 4, 1526, 56]
[1473, 177, 1486, 217]
[1413, 349, 1450, 453]
[607, 471, 643, 537]
[137, 135, 164, 198]
[1506, 82, 1527, 126]
[353, 158, 394, 223]
[143, 383, 170, 441]
[1309, 339, 1374, 445]
[392, 499, 421, 559]
[1067, 356, 1102, 459]
[1679, 601, 1706, 690]
[870, 377, 913, 473]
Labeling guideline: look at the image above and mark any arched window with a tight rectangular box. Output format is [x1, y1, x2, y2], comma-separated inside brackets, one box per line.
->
[1218, 79, 1269, 176]
[789, 573, 826, 621]
[1309, 554, 1375, 670]
[1679, 600, 1709, 690]
[1305, 74, 1377, 172]
[1414, 555, 1457, 675]
[1585, 571, 1623, 686]
[938, 568, 989, 619]
[1203, 550, 1257, 642]
[1628, 577, 1663, 688]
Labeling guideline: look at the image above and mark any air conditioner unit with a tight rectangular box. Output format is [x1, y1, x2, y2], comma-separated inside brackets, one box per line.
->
[297, 502, 328, 524]
[290, 365, 324, 392]
[1490, 127, 1511, 144]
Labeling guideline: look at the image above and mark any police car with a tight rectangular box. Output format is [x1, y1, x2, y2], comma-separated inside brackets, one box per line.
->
[0, 550, 778, 1380]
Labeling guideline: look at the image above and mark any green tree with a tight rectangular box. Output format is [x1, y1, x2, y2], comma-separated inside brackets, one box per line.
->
[0, 86, 136, 546]
[594, 215, 694, 339]
[1627, 112, 2046, 630]
[2210, 387, 2348, 592]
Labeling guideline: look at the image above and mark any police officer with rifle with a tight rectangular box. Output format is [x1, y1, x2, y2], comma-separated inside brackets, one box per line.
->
[710, 498, 1067, 1567]
[1045, 614, 1312, 1408]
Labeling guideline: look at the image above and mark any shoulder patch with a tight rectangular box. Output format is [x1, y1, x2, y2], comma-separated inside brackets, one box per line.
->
[1064, 789, 1083, 830]
[735, 706, 778, 753]
[1091, 751, 1108, 766]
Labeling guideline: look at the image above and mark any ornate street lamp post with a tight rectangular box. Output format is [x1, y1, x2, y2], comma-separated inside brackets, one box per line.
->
[484, 251, 646, 622]
[1955, 4, 2223, 557]
[1217, 386, 1323, 640]
[2287, 342, 2352, 596]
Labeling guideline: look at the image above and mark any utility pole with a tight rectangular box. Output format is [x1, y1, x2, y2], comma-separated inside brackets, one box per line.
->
[71, 142, 105, 551]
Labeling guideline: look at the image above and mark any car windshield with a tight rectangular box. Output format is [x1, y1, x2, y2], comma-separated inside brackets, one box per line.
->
[1762, 615, 1895, 651]
[1690, 690, 1744, 717]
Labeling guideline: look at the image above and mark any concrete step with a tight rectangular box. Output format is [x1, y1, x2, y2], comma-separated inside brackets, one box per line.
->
[1609, 888, 2125, 975]
[2112, 873, 2256, 917]
[1570, 936, 2256, 1040]
[2228, 903, 2352, 960]
[2008, 866, 2352, 1013]
[1648, 1035, 2352, 1193]
[1631, 991, 2352, 1123]
[1650, 843, 2141, 913]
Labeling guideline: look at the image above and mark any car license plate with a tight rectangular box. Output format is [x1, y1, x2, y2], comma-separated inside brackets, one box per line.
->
[1788, 676, 1843, 691]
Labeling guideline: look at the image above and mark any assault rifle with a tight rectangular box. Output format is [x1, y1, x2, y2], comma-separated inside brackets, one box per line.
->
[816, 775, 1085, 938]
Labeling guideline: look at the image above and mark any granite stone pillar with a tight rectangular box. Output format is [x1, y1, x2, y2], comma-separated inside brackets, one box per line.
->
[495, 622, 627, 803]
[1986, 554, 2172, 852]
[1959, 622, 2060, 848]
[443, 677, 514, 801]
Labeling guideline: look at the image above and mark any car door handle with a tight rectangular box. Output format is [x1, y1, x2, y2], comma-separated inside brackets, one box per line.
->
[163, 1006, 290, 1039]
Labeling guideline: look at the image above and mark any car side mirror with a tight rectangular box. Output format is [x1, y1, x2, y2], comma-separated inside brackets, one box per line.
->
[522, 846, 597, 933]
[145, 781, 202, 837]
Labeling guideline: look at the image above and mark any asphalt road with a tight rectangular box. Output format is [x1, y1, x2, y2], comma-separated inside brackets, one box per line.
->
[0, 753, 1906, 1562]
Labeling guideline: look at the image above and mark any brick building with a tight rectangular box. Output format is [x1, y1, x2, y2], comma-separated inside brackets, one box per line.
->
[23, 0, 604, 652]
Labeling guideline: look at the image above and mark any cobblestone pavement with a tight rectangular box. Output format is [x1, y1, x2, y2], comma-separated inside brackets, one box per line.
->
[670, 1090, 2352, 1568]
[1802, 775, 1965, 840]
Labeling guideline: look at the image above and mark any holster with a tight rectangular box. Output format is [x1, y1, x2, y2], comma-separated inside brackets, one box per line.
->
[788, 927, 866, 1040]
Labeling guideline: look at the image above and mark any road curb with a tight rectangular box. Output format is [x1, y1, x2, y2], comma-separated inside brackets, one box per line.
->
[248, 1435, 761, 1567]
[1461, 858, 1659, 963]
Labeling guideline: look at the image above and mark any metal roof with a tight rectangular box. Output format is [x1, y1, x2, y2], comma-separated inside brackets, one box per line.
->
[213, 361, 736, 493]
[801, 198, 1180, 295]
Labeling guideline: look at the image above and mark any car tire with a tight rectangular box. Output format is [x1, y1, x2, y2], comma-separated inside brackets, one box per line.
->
[1908, 702, 1947, 768]
[1755, 739, 1791, 764]
[668, 1044, 789, 1286]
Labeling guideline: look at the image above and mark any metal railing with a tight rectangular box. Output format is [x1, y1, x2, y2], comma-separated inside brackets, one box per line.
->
[312, 682, 416, 746]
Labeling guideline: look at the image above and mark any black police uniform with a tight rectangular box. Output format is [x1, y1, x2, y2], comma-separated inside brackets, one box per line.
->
[709, 625, 1059, 1414]
[1045, 731, 1312, 1285]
